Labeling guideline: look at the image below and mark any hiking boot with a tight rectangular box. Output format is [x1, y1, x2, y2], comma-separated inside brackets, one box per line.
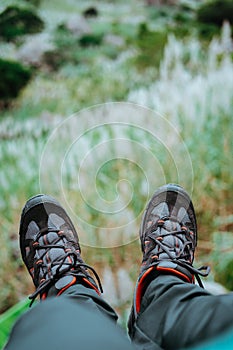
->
[19, 194, 102, 304]
[132, 184, 210, 316]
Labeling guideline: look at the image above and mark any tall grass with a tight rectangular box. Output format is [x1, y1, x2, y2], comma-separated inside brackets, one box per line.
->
[0, 15, 232, 327]
[128, 22, 233, 243]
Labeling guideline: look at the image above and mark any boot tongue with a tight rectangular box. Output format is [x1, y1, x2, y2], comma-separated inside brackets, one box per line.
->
[55, 275, 74, 290]
[46, 275, 76, 297]
[163, 220, 181, 232]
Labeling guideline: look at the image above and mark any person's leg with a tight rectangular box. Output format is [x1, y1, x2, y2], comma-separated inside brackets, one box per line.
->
[130, 274, 233, 350]
[4, 194, 133, 349]
[128, 184, 233, 350]
[5, 297, 134, 350]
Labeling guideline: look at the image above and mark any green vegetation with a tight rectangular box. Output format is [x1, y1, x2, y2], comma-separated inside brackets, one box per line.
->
[0, 0, 232, 344]
[134, 23, 168, 70]
[0, 5, 44, 41]
[0, 59, 32, 106]
[197, 0, 233, 27]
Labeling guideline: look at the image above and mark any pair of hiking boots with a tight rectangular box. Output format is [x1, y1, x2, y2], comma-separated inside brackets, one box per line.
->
[19, 184, 209, 315]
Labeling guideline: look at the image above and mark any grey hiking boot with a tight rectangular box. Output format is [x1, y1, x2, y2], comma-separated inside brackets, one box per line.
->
[131, 184, 210, 317]
[19, 194, 102, 304]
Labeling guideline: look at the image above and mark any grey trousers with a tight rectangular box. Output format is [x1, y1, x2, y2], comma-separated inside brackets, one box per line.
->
[4, 284, 133, 350]
[129, 274, 233, 349]
[5, 275, 233, 350]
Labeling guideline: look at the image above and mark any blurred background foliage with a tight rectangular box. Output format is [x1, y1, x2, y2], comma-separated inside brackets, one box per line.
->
[0, 0, 232, 339]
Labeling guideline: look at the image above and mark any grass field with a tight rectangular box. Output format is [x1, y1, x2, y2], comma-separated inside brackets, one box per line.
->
[0, 0, 232, 344]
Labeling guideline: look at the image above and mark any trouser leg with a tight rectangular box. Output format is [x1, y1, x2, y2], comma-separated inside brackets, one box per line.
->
[129, 274, 233, 350]
[61, 283, 119, 321]
[5, 285, 134, 350]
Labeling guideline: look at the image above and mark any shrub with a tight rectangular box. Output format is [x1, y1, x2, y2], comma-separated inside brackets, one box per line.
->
[0, 59, 32, 106]
[197, 23, 220, 39]
[24, 0, 41, 6]
[79, 33, 103, 47]
[134, 23, 167, 69]
[0, 5, 44, 41]
[197, 0, 233, 26]
[83, 7, 99, 18]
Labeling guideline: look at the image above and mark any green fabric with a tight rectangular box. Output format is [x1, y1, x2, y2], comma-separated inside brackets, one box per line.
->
[0, 299, 30, 349]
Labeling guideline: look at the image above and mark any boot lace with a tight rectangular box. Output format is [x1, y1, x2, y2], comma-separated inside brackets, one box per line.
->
[142, 216, 210, 287]
[29, 228, 103, 305]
